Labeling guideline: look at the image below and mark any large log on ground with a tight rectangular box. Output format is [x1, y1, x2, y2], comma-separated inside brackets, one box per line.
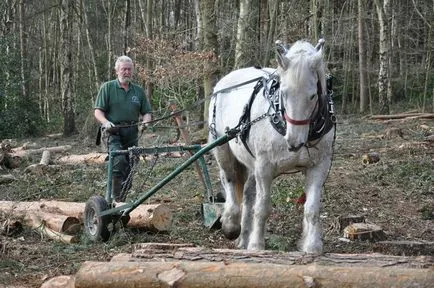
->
[56, 153, 107, 165]
[25, 213, 79, 244]
[0, 203, 80, 235]
[116, 243, 433, 269]
[370, 113, 434, 120]
[73, 260, 434, 288]
[11, 145, 72, 157]
[0, 201, 172, 231]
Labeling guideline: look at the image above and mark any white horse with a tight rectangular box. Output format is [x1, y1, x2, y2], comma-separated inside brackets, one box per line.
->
[208, 39, 335, 254]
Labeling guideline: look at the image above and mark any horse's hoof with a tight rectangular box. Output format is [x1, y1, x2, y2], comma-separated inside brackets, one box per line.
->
[222, 224, 241, 240]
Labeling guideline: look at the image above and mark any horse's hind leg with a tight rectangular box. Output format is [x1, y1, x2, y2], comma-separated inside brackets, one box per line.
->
[213, 145, 245, 240]
[248, 165, 273, 250]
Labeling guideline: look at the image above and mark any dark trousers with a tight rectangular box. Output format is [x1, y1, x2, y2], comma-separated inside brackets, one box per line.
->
[108, 125, 138, 180]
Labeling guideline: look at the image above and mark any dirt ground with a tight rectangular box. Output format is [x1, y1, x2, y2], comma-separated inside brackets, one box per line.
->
[0, 114, 433, 287]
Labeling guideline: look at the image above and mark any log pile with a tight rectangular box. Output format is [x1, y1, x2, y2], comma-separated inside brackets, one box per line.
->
[41, 243, 434, 288]
[0, 140, 71, 171]
[0, 200, 172, 243]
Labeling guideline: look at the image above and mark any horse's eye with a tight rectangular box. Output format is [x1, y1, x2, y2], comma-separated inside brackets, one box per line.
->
[310, 94, 317, 100]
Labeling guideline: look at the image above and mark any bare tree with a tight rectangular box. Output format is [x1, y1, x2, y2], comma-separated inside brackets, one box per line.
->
[60, 0, 76, 135]
[262, 0, 278, 67]
[200, 0, 218, 122]
[235, 0, 260, 68]
[374, 0, 392, 114]
[411, 0, 433, 112]
[18, 0, 27, 99]
[358, 0, 368, 113]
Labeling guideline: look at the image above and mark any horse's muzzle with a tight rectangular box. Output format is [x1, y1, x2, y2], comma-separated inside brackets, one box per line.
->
[288, 142, 305, 152]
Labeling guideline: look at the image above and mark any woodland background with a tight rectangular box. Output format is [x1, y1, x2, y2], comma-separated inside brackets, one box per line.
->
[0, 0, 433, 139]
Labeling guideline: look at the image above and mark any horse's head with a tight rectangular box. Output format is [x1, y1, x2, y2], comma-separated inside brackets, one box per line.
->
[275, 39, 326, 152]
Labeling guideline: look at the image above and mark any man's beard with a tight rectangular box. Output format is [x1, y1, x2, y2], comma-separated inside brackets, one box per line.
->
[119, 76, 131, 84]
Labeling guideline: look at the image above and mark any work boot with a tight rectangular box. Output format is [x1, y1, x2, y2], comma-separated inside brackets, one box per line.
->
[112, 176, 123, 202]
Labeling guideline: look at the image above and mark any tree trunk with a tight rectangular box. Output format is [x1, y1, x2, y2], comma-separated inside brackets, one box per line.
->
[60, 0, 76, 136]
[18, 0, 27, 99]
[235, 0, 260, 68]
[123, 0, 130, 55]
[81, 0, 100, 93]
[374, 0, 391, 114]
[358, 0, 368, 113]
[411, 0, 433, 113]
[200, 0, 218, 123]
[310, 0, 319, 41]
[262, 0, 278, 67]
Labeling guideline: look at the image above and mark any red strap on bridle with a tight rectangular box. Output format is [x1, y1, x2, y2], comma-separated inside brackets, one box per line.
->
[283, 113, 311, 125]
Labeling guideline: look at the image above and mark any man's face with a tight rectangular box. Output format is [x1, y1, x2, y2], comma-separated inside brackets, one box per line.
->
[116, 62, 134, 84]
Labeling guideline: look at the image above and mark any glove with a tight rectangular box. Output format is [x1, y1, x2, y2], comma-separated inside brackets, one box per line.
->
[102, 121, 114, 130]
[138, 122, 148, 133]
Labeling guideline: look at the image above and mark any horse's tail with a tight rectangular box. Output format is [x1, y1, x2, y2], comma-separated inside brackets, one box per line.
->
[234, 161, 246, 204]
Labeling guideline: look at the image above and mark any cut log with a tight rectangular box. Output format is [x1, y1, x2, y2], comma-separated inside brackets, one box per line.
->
[125, 203, 172, 231]
[11, 145, 72, 158]
[122, 243, 433, 269]
[56, 151, 186, 165]
[40, 150, 51, 165]
[370, 113, 434, 120]
[0, 200, 172, 231]
[1, 208, 80, 235]
[343, 223, 387, 241]
[25, 213, 79, 244]
[56, 153, 107, 165]
[373, 240, 434, 256]
[40, 276, 75, 288]
[338, 215, 365, 231]
[0, 174, 17, 184]
[73, 260, 434, 288]
[1, 219, 23, 236]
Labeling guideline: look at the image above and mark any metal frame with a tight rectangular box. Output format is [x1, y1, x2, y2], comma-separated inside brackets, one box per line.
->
[99, 133, 233, 218]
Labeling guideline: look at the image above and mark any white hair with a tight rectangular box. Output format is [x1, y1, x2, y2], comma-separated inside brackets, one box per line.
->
[115, 56, 133, 70]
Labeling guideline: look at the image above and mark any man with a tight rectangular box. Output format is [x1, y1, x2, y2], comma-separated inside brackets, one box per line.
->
[95, 55, 152, 202]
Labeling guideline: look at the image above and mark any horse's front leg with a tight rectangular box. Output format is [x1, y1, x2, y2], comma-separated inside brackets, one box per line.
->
[299, 161, 331, 254]
[247, 166, 272, 250]
[237, 173, 256, 248]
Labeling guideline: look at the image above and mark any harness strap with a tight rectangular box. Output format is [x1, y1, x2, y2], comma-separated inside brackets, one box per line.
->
[237, 78, 266, 158]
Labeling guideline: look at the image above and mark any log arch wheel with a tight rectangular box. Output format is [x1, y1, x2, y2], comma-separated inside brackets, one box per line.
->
[84, 196, 110, 242]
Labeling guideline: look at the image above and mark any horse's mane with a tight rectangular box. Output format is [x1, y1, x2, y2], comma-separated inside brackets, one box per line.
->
[284, 40, 325, 90]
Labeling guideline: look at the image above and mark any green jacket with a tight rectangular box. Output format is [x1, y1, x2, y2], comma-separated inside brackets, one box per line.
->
[95, 80, 152, 124]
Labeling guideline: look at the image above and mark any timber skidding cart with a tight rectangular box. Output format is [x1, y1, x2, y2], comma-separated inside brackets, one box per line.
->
[84, 128, 239, 242]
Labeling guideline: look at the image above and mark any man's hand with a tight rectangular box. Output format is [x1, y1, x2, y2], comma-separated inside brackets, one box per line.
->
[102, 121, 115, 130]
[138, 122, 148, 133]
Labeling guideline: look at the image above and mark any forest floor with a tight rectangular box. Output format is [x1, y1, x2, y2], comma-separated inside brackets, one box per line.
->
[0, 114, 433, 287]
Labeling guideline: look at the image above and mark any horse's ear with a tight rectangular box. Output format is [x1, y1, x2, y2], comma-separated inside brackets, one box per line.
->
[314, 38, 325, 51]
[275, 40, 289, 70]
[310, 39, 325, 70]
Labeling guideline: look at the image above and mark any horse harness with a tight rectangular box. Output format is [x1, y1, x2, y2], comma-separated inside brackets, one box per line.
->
[210, 70, 336, 157]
